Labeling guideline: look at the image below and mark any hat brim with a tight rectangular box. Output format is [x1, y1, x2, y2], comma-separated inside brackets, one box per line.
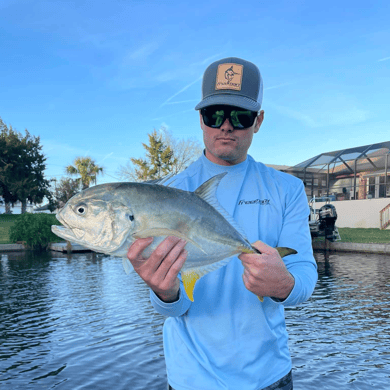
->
[195, 94, 261, 111]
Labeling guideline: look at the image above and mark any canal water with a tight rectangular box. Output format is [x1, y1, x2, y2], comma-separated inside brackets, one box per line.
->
[0, 250, 389, 389]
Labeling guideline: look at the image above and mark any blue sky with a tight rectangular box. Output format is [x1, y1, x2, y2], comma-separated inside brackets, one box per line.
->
[0, 0, 389, 185]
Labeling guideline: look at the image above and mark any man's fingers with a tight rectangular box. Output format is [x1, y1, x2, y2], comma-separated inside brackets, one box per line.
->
[151, 238, 187, 276]
[251, 240, 273, 254]
[127, 237, 154, 264]
[166, 248, 187, 278]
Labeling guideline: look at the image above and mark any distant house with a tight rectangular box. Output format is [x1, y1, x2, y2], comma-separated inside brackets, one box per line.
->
[266, 141, 390, 201]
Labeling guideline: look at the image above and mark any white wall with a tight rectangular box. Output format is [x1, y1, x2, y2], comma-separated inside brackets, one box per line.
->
[311, 198, 390, 229]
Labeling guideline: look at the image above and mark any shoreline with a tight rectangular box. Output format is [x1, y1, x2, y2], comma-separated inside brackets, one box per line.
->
[312, 240, 390, 254]
[0, 241, 390, 255]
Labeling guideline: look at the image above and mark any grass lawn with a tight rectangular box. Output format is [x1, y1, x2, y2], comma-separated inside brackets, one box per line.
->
[337, 228, 390, 244]
[0, 215, 20, 244]
[1, 215, 390, 245]
[0, 214, 60, 244]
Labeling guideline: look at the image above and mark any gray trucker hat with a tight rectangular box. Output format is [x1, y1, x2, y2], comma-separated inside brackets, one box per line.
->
[195, 57, 263, 111]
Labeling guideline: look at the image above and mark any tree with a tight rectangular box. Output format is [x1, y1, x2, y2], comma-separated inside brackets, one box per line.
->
[53, 177, 80, 208]
[0, 117, 53, 214]
[128, 129, 177, 181]
[0, 119, 19, 213]
[162, 128, 203, 174]
[66, 157, 103, 190]
[118, 128, 202, 182]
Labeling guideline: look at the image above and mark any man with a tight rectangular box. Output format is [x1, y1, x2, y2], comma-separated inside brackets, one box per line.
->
[127, 57, 318, 390]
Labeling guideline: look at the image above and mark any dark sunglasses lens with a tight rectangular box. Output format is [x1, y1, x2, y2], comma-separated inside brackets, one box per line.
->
[231, 110, 256, 129]
[202, 107, 225, 128]
[202, 106, 257, 129]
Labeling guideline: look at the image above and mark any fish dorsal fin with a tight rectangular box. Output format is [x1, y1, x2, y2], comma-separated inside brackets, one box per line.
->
[194, 173, 250, 242]
[181, 257, 232, 301]
[144, 173, 177, 187]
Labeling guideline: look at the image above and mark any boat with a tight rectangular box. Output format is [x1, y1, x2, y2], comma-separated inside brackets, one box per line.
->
[309, 196, 340, 242]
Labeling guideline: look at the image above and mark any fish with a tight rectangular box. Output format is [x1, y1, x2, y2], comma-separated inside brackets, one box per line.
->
[51, 173, 297, 302]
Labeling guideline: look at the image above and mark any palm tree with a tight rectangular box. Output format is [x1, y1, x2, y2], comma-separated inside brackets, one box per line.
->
[66, 157, 103, 190]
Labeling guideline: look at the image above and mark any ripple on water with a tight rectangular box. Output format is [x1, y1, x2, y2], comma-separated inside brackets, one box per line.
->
[1, 250, 390, 389]
[287, 251, 390, 389]
[0, 252, 167, 390]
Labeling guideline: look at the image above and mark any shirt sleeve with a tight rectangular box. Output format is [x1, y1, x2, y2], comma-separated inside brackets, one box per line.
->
[149, 280, 192, 317]
[273, 180, 318, 307]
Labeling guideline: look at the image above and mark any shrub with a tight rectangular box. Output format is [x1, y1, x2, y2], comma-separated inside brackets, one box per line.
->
[9, 213, 61, 250]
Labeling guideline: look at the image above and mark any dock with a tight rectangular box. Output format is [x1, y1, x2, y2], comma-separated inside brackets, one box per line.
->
[49, 242, 91, 253]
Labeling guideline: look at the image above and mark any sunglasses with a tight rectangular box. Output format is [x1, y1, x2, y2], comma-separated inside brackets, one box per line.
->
[201, 105, 258, 130]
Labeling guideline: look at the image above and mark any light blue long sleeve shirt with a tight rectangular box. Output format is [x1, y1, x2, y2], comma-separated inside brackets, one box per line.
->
[150, 153, 318, 390]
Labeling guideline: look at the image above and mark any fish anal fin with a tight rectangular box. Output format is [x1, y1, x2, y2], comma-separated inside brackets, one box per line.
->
[182, 270, 201, 302]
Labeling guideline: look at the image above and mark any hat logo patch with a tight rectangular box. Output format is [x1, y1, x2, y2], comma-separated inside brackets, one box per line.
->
[216, 63, 243, 91]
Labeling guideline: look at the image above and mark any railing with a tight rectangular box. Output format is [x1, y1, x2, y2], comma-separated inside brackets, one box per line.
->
[379, 203, 390, 230]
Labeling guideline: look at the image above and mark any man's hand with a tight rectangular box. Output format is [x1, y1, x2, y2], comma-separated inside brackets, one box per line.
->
[238, 240, 295, 301]
[127, 236, 187, 303]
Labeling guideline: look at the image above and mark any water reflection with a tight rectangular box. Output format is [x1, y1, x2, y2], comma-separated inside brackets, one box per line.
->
[0, 251, 166, 390]
[1, 250, 389, 389]
[288, 251, 390, 389]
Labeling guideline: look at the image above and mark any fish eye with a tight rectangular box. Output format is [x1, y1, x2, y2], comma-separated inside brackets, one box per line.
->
[128, 215, 134, 222]
[75, 204, 87, 215]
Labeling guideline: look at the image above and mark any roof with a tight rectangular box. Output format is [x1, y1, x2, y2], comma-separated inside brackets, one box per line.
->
[291, 141, 390, 175]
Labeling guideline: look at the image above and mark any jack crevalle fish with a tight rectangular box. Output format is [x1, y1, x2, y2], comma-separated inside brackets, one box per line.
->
[51, 173, 297, 301]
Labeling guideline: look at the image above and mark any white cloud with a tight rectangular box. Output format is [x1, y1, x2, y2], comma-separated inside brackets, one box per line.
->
[265, 81, 296, 91]
[378, 56, 390, 62]
[122, 41, 160, 63]
[268, 98, 370, 128]
[159, 76, 202, 108]
[97, 152, 114, 165]
[152, 109, 195, 121]
[164, 99, 199, 105]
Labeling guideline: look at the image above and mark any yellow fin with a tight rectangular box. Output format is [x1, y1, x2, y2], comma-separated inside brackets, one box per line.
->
[182, 270, 201, 302]
[241, 246, 297, 257]
[258, 296, 264, 302]
[276, 247, 297, 258]
[238, 246, 256, 254]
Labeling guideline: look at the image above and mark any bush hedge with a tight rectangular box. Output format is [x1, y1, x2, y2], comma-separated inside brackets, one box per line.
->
[9, 213, 62, 250]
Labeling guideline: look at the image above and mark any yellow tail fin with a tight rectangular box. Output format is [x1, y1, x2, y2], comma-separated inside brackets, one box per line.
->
[182, 270, 201, 302]
[182, 247, 297, 303]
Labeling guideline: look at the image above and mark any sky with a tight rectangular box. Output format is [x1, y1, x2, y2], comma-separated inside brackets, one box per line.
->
[0, 0, 389, 186]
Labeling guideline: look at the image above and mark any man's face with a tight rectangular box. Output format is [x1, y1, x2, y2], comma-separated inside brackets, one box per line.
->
[200, 106, 264, 166]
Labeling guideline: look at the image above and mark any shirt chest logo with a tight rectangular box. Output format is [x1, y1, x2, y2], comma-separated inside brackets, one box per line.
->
[238, 199, 270, 206]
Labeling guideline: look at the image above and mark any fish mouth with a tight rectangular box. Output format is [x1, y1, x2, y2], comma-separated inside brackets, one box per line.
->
[53, 212, 86, 242]
[51, 224, 86, 242]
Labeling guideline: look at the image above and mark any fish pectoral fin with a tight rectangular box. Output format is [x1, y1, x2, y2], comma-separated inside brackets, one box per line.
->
[258, 296, 264, 302]
[122, 258, 134, 275]
[276, 247, 297, 258]
[181, 270, 201, 302]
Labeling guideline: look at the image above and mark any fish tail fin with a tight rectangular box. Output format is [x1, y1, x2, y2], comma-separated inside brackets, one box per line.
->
[181, 270, 201, 302]
[245, 246, 297, 303]
[276, 247, 297, 258]
[244, 246, 297, 258]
